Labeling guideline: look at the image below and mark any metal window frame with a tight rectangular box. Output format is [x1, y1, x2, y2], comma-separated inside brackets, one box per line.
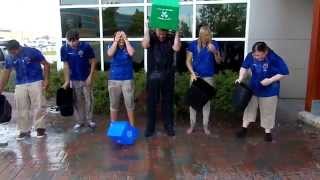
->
[58, 0, 249, 71]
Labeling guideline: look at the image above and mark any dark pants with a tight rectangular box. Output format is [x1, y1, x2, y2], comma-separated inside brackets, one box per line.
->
[145, 73, 175, 135]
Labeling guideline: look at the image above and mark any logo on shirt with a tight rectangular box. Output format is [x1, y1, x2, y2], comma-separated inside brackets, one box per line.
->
[78, 50, 84, 58]
[12, 57, 31, 65]
[262, 63, 269, 72]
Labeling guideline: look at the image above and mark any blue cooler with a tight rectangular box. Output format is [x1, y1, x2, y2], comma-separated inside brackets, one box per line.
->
[107, 121, 139, 145]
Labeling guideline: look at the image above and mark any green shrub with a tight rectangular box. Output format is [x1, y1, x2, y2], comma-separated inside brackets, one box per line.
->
[93, 71, 109, 114]
[48, 65, 109, 114]
[46, 63, 64, 98]
[47, 64, 109, 114]
[134, 70, 146, 98]
[3, 71, 15, 93]
[213, 70, 238, 113]
[174, 72, 190, 116]
[2, 63, 63, 97]
[173, 70, 238, 117]
[3, 63, 239, 116]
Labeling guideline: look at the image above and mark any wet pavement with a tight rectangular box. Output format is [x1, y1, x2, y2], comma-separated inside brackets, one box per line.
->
[1, 95, 320, 180]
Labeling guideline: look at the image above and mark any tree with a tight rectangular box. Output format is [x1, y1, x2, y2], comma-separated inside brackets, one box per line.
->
[103, 7, 119, 37]
[197, 4, 246, 37]
[128, 9, 144, 37]
[179, 21, 192, 38]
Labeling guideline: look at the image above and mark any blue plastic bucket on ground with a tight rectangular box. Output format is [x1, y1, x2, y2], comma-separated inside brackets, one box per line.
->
[107, 121, 139, 145]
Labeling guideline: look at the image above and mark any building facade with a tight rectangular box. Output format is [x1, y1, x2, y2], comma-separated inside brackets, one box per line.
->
[58, 0, 314, 100]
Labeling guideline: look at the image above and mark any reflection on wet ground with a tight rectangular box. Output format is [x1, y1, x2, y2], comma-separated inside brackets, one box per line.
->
[0, 98, 320, 179]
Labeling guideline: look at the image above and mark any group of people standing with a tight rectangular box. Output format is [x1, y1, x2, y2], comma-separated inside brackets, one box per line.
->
[0, 23, 289, 142]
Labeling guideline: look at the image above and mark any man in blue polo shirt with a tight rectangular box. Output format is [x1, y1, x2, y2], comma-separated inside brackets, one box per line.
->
[0, 40, 50, 140]
[235, 42, 289, 142]
[61, 29, 97, 131]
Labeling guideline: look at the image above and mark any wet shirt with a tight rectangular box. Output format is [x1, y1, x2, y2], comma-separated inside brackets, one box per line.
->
[147, 31, 175, 75]
[242, 50, 289, 97]
[108, 45, 133, 80]
[5, 47, 44, 85]
[187, 40, 220, 77]
[60, 42, 95, 81]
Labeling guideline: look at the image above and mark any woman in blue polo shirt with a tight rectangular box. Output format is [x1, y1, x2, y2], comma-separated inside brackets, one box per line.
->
[235, 42, 289, 142]
[107, 31, 136, 126]
[186, 25, 222, 135]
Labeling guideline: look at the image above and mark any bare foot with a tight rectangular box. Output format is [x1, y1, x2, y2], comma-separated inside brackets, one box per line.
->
[204, 127, 211, 135]
[187, 127, 194, 134]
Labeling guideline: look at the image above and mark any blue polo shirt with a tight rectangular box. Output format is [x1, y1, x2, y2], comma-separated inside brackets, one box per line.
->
[108, 45, 133, 80]
[242, 50, 289, 97]
[60, 42, 95, 81]
[5, 47, 44, 85]
[187, 40, 220, 78]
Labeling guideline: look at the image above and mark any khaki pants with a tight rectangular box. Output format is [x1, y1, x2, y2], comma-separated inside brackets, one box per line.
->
[243, 96, 278, 130]
[189, 77, 214, 128]
[72, 81, 93, 124]
[108, 80, 135, 112]
[14, 81, 47, 133]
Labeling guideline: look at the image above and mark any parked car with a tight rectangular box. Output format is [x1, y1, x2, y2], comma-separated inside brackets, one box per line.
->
[0, 41, 8, 68]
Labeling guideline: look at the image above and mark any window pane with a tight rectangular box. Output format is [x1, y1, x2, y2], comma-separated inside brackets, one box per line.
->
[88, 42, 101, 65]
[179, 5, 192, 38]
[61, 8, 100, 38]
[147, 0, 191, 2]
[102, 0, 143, 3]
[103, 41, 144, 71]
[196, 4, 247, 38]
[103, 7, 144, 38]
[60, 0, 98, 5]
[217, 41, 245, 72]
[147, 5, 193, 38]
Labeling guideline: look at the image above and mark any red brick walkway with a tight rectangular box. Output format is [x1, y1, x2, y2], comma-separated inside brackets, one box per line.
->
[0, 98, 320, 179]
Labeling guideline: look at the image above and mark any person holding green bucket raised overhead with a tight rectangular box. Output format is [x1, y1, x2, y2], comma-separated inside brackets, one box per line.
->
[142, 0, 181, 138]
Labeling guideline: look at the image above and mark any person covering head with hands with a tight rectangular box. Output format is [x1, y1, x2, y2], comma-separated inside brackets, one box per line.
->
[107, 30, 136, 126]
[235, 42, 289, 142]
[60, 29, 97, 131]
[142, 20, 181, 138]
[185, 25, 222, 135]
[0, 39, 50, 140]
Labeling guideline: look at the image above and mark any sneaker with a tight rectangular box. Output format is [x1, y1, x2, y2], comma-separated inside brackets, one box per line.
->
[36, 128, 46, 138]
[264, 133, 273, 142]
[16, 131, 31, 141]
[236, 127, 247, 138]
[88, 121, 96, 129]
[73, 123, 84, 130]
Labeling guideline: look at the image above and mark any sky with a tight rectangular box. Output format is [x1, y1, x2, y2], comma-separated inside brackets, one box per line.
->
[0, 0, 61, 37]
